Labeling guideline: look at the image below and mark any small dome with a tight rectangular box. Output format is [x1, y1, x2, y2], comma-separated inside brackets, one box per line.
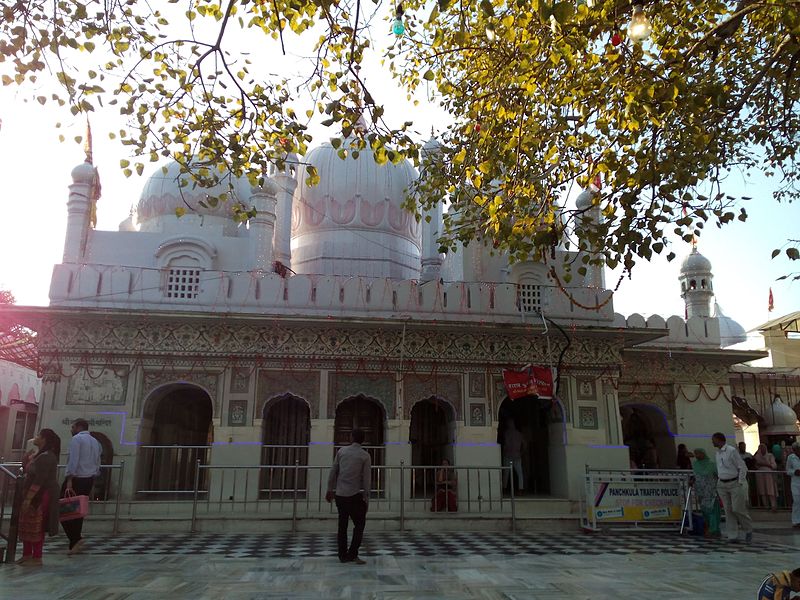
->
[422, 135, 442, 155]
[71, 161, 96, 184]
[136, 160, 253, 231]
[713, 303, 747, 347]
[763, 396, 800, 430]
[575, 187, 596, 210]
[291, 140, 421, 279]
[680, 247, 712, 274]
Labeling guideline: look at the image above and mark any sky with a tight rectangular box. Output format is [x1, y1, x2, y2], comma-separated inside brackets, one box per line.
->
[0, 19, 798, 346]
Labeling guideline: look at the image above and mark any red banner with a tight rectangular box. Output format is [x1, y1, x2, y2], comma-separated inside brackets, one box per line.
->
[502, 366, 554, 400]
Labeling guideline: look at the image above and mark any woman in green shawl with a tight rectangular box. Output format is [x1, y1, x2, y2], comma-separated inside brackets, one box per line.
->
[691, 448, 720, 536]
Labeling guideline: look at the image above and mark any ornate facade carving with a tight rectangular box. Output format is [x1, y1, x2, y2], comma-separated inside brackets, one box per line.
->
[402, 374, 462, 420]
[329, 373, 396, 418]
[34, 318, 625, 369]
[256, 370, 321, 419]
[622, 353, 730, 385]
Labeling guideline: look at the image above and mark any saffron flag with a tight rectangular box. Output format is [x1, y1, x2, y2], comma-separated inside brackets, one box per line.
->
[502, 366, 554, 400]
[768, 288, 774, 312]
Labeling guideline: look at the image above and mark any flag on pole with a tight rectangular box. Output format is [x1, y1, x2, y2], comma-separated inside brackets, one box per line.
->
[768, 288, 774, 312]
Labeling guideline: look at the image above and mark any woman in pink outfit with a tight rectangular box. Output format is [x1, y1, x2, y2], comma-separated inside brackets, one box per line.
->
[754, 443, 778, 511]
[17, 429, 61, 566]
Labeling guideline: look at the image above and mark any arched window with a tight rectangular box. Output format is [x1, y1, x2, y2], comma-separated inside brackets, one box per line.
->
[154, 236, 218, 301]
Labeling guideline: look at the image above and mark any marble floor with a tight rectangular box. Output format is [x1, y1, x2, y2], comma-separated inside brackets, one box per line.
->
[3, 528, 799, 599]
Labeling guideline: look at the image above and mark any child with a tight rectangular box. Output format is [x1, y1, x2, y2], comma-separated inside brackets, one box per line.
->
[758, 568, 800, 600]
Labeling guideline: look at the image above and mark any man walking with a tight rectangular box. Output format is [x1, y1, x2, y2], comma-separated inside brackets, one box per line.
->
[326, 429, 371, 565]
[61, 418, 102, 555]
[711, 431, 753, 543]
[786, 442, 800, 528]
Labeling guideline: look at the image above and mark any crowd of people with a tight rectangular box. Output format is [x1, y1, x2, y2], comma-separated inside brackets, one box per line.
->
[631, 435, 800, 539]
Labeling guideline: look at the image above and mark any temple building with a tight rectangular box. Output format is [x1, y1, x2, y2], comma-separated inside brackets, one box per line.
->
[0, 136, 767, 518]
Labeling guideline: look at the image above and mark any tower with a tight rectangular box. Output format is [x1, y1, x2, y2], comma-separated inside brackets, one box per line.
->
[679, 247, 714, 318]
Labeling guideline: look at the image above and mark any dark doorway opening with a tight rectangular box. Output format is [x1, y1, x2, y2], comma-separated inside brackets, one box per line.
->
[409, 397, 455, 498]
[498, 395, 551, 495]
[261, 394, 310, 498]
[334, 394, 385, 496]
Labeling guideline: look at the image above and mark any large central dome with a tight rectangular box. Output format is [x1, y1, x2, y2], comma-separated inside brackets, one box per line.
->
[291, 142, 421, 279]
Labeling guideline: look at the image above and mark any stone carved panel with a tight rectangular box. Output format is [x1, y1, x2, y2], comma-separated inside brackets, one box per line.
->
[403, 374, 462, 420]
[66, 366, 128, 405]
[256, 370, 321, 419]
[329, 373, 395, 419]
[229, 368, 251, 394]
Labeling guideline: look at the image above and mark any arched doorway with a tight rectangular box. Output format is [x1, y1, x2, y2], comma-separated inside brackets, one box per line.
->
[334, 394, 385, 496]
[137, 383, 213, 498]
[497, 395, 553, 495]
[620, 403, 674, 469]
[260, 394, 310, 497]
[90, 432, 114, 500]
[409, 397, 455, 497]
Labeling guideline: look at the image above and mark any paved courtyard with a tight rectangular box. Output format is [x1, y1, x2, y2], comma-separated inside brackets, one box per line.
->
[3, 526, 800, 599]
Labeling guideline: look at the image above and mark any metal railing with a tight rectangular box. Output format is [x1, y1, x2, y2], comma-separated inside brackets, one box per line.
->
[136, 445, 210, 497]
[745, 469, 795, 510]
[189, 460, 516, 533]
[0, 464, 23, 563]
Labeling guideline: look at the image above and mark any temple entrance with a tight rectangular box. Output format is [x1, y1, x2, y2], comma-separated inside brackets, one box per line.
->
[409, 397, 455, 497]
[90, 432, 114, 500]
[620, 403, 674, 469]
[334, 394, 385, 496]
[137, 384, 213, 497]
[498, 396, 551, 495]
[260, 394, 310, 497]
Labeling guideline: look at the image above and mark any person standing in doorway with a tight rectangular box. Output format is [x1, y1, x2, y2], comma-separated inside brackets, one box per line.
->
[785, 442, 800, 528]
[326, 429, 371, 565]
[61, 418, 102, 555]
[502, 421, 525, 493]
[712, 431, 753, 543]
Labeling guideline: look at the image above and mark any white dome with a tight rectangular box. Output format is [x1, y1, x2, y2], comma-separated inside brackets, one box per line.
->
[763, 396, 800, 433]
[136, 160, 253, 233]
[713, 303, 747, 347]
[680, 247, 712, 274]
[291, 141, 421, 279]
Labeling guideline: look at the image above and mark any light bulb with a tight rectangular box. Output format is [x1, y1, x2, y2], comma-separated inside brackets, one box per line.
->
[392, 16, 405, 35]
[627, 4, 651, 41]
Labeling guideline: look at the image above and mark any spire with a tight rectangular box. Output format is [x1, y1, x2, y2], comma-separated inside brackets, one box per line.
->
[84, 117, 93, 165]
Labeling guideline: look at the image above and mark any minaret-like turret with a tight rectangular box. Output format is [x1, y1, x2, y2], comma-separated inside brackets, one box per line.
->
[250, 177, 279, 270]
[575, 180, 605, 289]
[420, 135, 444, 282]
[63, 161, 97, 263]
[271, 153, 298, 270]
[679, 246, 714, 318]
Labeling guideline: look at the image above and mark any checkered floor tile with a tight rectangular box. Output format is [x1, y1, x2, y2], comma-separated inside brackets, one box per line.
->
[46, 531, 797, 559]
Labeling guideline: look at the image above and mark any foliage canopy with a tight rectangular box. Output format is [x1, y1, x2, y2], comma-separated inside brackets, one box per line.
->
[1, 0, 798, 277]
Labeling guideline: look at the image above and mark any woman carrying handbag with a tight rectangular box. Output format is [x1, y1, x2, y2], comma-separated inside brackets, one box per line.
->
[17, 429, 62, 566]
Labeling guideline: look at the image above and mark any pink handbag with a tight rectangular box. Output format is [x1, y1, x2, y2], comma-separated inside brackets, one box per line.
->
[59, 490, 90, 522]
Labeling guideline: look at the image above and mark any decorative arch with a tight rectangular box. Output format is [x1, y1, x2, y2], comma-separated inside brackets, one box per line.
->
[334, 394, 386, 496]
[260, 393, 311, 497]
[136, 382, 214, 497]
[154, 236, 218, 269]
[409, 396, 456, 497]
